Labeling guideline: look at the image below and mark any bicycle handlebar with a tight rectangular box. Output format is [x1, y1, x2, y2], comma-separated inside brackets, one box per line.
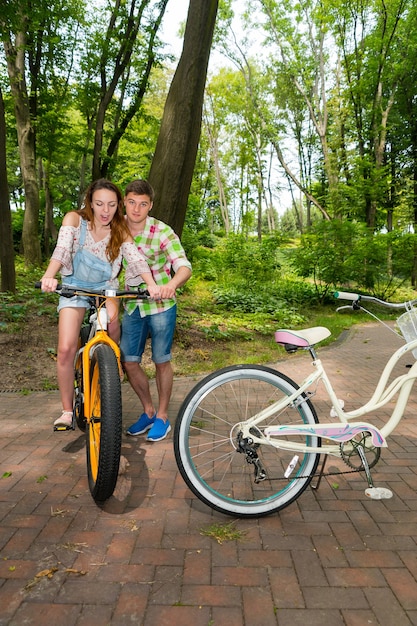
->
[34, 282, 149, 299]
[334, 291, 417, 310]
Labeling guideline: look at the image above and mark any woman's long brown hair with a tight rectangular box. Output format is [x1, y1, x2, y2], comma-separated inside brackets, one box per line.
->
[78, 179, 130, 263]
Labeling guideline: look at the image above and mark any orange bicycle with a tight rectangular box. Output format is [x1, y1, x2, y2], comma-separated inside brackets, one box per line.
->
[36, 283, 148, 502]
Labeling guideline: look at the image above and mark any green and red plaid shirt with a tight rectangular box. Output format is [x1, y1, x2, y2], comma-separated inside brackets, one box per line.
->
[124, 217, 192, 317]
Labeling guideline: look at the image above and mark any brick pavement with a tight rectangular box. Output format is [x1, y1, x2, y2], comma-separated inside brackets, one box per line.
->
[1, 322, 417, 625]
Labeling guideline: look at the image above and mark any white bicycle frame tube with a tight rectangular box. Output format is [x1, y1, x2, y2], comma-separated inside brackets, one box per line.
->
[239, 336, 417, 456]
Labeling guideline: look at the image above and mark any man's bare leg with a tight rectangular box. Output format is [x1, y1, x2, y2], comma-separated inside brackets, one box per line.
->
[154, 361, 173, 422]
[123, 361, 155, 419]
[124, 360, 173, 422]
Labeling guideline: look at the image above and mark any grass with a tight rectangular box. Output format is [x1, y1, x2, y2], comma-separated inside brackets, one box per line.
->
[173, 278, 399, 376]
[200, 521, 246, 544]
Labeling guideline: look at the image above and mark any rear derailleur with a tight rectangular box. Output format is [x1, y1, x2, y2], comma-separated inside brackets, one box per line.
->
[236, 430, 267, 483]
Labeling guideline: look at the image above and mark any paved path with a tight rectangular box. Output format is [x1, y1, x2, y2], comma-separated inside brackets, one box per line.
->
[1, 322, 417, 625]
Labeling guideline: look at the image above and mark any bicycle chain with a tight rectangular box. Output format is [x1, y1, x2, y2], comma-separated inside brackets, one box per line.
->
[313, 433, 379, 480]
[247, 428, 377, 482]
[267, 464, 366, 482]
[265, 444, 372, 482]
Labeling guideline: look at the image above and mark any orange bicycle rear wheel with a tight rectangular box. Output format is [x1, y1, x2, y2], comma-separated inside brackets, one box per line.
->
[73, 325, 90, 432]
[86, 343, 122, 501]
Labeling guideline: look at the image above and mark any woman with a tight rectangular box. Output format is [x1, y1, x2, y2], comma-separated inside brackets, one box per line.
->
[40, 178, 160, 429]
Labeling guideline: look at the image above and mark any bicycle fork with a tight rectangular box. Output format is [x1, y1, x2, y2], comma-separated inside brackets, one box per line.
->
[82, 331, 121, 421]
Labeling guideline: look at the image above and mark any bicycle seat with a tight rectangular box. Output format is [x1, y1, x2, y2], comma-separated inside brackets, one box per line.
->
[275, 327, 331, 352]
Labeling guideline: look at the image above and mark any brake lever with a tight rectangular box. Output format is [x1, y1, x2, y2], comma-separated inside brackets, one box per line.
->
[336, 303, 361, 313]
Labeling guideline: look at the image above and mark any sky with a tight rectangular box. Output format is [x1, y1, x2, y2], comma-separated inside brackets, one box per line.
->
[159, 0, 188, 58]
[160, 0, 249, 70]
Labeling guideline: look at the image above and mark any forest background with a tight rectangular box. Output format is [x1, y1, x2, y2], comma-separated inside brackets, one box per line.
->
[1, 0, 417, 390]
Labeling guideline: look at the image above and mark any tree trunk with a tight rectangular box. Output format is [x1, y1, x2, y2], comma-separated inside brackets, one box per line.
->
[39, 159, 57, 258]
[204, 108, 230, 233]
[148, 0, 219, 236]
[0, 85, 16, 293]
[3, 32, 41, 266]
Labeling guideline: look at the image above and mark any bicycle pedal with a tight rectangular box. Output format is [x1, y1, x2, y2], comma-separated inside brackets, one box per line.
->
[365, 486, 393, 500]
[53, 424, 75, 432]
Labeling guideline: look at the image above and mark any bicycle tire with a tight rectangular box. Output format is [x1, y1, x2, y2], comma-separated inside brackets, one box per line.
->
[80, 324, 92, 346]
[174, 364, 321, 518]
[73, 327, 91, 432]
[86, 343, 122, 502]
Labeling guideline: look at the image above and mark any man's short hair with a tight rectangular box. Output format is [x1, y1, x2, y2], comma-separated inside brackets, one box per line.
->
[125, 179, 155, 202]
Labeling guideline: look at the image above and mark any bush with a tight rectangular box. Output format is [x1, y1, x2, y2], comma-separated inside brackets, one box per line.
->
[181, 227, 218, 262]
[211, 280, 311, 328]
[186, 246, 220, 281]
[290, 220, 416, 299]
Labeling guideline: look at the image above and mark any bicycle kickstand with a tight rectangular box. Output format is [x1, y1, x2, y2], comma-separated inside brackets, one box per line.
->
[357, 445, 393, 501]
[310, 455, 328, 491]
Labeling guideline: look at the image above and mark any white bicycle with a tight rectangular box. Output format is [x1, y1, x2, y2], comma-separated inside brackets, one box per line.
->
[174, 291, 417, 517]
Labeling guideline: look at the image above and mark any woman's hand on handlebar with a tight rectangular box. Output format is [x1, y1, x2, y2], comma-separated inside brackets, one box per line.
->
[39, 277, 59, 293]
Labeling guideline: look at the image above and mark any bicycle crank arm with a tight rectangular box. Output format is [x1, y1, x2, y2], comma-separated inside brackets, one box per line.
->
[264, 422, 387, 447]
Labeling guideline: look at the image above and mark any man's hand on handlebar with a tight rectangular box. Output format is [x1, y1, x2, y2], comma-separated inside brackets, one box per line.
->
[146, 284, 162, 300]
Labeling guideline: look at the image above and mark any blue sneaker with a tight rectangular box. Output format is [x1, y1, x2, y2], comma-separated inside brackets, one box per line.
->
[146, 418, 171, 442]
[126, 412, 156, 436]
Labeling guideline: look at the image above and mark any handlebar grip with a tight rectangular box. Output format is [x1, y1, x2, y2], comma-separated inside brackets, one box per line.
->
[334, 291, 360, 301]
[35, 281, 62, 291]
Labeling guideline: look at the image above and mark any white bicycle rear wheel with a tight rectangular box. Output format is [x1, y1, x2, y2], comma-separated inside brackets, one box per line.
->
[174, 364, 321, 517]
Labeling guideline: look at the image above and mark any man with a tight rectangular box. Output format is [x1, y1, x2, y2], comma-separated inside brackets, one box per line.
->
[121, 179, 192, 442]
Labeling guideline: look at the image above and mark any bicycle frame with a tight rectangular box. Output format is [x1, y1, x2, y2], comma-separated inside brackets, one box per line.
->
[237, 334, 417, 456]
[80, 304, 121, 426]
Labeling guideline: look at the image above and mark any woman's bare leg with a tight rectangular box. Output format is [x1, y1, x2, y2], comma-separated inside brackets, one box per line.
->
[57, 307, 86, 411]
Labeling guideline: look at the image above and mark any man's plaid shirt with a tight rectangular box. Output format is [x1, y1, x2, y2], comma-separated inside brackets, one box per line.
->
[124, 217, 192, 317]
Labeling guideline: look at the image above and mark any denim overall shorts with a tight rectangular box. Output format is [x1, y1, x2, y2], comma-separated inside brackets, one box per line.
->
[58, 218, 113, 311]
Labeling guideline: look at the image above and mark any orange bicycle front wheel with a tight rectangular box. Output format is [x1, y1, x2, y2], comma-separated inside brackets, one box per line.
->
[86, 343, 122, 502]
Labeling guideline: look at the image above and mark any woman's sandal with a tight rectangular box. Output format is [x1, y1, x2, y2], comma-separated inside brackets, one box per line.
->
[54, 410, 74, 432]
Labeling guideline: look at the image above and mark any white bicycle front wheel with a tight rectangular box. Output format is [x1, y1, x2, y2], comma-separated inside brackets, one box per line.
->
[174, 365, 321, 517]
